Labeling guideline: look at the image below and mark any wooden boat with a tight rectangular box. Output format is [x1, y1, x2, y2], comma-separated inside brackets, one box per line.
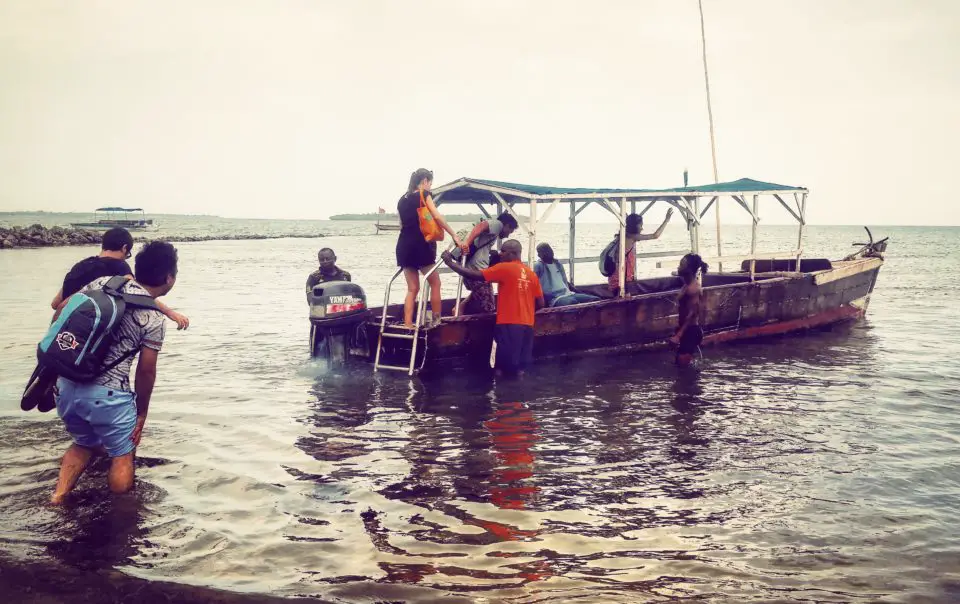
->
[352, 177, 887, 375]
[70, 207, 155, 231]
[374, 209, 401, 233]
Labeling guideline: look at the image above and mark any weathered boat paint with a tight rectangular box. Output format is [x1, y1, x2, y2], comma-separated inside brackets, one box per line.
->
[359, 256, 883, 371]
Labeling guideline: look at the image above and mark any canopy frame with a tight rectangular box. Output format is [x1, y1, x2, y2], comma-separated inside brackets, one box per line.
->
[432, 177, 809, 294]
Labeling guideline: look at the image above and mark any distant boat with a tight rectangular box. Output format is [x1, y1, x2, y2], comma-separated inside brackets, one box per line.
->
[374, 207, 400, 234]
[70, 207, 156, 231]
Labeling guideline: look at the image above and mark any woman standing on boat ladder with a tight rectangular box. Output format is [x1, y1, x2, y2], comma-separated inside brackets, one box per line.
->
[395, 169, 463, 328]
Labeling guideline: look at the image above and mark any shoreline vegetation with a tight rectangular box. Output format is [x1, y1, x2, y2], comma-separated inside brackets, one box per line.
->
[0, 225, 326, 250]
[330, 212, 481, 222]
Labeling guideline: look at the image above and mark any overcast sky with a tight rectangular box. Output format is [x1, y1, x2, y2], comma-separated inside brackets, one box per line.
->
[1, 0, 957, 225]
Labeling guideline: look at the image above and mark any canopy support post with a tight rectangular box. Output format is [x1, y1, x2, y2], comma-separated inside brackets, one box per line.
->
[732, 195, 759, 223]
[528, 196, 538, 266]
[475, 202, 491, 219]
[491, 192, 526, 235]
[495, 197, 503, 252]
[698, 196, 717, 219]
[750, 194, 759, 280]
[618, 197, 627, 298]
[538, 196, 562, 225]
[599, 198, 625, 223]
[796, 192, 807, 272]
[691, 196, 701, 254]
[773, 194, 802, 224]
[685, 197, 699, 254]
[715, 199, 723, 272]
[569, 201, 576, 283]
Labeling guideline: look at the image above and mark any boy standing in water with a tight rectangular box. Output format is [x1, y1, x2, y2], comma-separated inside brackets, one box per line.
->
[670, 253, 708, 367]
[442, 239, 544, 376]
[50, 242, 179, 504]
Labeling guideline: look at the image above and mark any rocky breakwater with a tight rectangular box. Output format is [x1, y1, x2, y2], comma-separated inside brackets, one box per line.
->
[0, 224, 102, 249]
[136, 233, 325, 244]
[0, 225, 326, 249]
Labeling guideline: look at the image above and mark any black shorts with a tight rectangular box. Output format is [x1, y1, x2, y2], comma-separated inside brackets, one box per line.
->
[494, 324, 534, 373]
[677, 325, 704, 355]
[396, 230, 437, 269]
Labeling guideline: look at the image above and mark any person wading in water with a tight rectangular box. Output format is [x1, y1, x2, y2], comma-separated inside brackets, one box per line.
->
[670, 253, 708, 367]
[441, 240, 544, 376]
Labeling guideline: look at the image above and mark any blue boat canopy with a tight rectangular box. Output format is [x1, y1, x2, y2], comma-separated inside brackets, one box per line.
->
[95, 207, 144, 212]
[433, 177, 806, 202]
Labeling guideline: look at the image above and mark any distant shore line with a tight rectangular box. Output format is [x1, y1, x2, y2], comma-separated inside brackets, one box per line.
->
[0, 225, 326, 250]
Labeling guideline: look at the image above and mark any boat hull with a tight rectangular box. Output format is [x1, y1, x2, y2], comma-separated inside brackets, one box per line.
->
[69, 222, 154, 231]
[359, 257, 883, 372]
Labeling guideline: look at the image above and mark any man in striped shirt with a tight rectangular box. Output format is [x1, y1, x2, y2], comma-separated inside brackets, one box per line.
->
[51, 241, 179, 505]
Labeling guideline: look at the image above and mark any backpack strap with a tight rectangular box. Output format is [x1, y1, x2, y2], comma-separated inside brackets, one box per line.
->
[103, 276, 130, 291]
[470, 232, 498, 256]
[94, 277, 158, 378]
[98, 348, 139, 375]
[102, 277, 161, 311]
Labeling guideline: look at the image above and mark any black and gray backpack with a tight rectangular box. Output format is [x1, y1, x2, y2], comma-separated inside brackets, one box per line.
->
[22, 276, 159, 411]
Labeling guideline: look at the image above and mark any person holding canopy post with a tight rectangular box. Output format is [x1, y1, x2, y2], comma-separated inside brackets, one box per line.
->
[600, 208, 674, 297]
[395, 168, 463, 328]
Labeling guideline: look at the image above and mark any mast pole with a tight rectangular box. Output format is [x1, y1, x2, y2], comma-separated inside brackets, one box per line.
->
[698, 0, 722, 271]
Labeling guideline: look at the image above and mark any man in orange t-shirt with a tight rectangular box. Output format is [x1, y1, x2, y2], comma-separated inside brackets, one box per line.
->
[442, 240, 544, 374]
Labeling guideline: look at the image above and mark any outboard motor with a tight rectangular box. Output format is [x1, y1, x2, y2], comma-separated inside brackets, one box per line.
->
[308, 281, 368, 365]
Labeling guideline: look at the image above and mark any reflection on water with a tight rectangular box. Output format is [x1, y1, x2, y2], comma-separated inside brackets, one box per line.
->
[275, 325, 950, 601]
[1, 227, 959, 602]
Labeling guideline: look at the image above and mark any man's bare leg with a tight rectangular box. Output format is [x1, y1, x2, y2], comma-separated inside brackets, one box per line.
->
[108, 453, 135, 495]
[51, 444, 93, 505]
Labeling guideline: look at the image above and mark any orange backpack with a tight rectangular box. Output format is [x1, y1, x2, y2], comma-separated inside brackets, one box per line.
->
[418, 189, 444, 243]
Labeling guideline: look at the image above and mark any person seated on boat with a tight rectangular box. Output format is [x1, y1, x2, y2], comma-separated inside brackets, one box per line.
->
[396, 168, 463, 328]
[305, 247, 351, 294]
[451, 213, 520, 315]
[533, 243, 601, 307]
[670, 253, 708, 367]
[600, 209, 674, 297]
[441, 239, 544, 376]
[49, 227, 189, 330]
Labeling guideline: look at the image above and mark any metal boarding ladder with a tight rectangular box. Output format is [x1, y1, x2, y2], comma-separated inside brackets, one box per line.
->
[373, 254, 465, 376]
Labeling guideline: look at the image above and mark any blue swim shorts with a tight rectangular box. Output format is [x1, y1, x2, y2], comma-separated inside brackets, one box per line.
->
[55, 378, 138, 458]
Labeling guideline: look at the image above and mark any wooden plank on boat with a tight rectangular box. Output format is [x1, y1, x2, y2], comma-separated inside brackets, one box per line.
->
[813, 258, 882, 286]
